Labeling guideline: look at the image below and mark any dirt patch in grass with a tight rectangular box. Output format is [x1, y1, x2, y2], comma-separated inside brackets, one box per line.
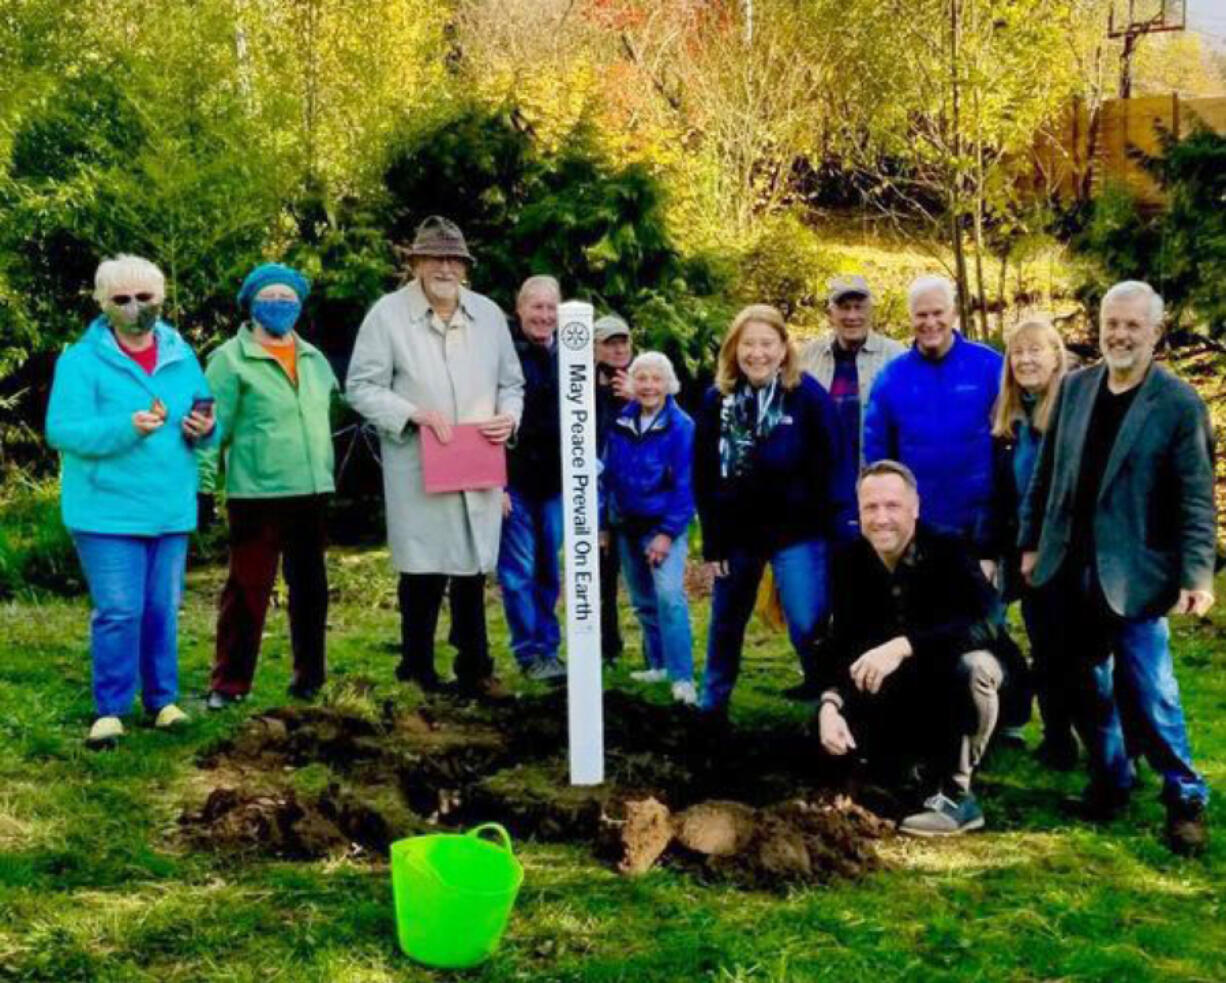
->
[179, 690, 891, 888]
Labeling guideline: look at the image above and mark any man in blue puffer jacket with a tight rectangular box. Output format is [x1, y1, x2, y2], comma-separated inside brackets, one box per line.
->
[863, 275, 1002, 566]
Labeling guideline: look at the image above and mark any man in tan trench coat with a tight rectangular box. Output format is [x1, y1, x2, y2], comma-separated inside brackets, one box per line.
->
[347, 216, 525, 697]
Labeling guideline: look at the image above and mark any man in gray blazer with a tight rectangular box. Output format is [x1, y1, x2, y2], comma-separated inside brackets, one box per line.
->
[1019, 280, 1214, 855]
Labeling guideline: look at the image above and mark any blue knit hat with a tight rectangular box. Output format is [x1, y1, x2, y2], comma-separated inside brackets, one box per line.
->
[237, 263, 311, 310]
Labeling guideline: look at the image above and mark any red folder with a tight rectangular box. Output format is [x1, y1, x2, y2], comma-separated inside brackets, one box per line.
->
[420, 423, 507, 494]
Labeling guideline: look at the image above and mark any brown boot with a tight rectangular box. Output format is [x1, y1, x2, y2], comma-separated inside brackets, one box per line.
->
[1166, 800, 1208, 857]
[457, 674, 514, 704]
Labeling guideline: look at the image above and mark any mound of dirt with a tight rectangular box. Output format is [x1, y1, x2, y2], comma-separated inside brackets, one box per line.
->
[181, 690, 890, 888]
[604, 796, 891, 888]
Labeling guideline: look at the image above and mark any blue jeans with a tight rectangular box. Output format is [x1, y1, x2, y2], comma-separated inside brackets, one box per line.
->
[72, 532, 188, 717]
[497, 490, 563, 667]
[618, 530, 693, 682]
[1085, 616, 1208, 806]
[701, 538, 830, 711]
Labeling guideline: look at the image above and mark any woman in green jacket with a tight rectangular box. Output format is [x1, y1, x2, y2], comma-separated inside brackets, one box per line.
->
[199, 263, 339, 708]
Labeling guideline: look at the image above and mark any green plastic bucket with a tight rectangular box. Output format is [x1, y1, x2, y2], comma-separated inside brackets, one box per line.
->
[390, 823, 524, 969]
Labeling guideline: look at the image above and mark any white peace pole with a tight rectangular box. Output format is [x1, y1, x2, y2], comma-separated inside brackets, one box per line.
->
[557, 301, 604, 786]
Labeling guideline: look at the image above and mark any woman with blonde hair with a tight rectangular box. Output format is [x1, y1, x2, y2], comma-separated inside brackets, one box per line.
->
[985, 318, 1074, 768]
[694, 304, 854, 713]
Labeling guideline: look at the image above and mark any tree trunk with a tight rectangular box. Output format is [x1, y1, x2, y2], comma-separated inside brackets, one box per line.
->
[996, 248, 1009, 336]
[972, 195, 988, 339]
[948, 0, 974, 333]
[968, 0, 988, 339]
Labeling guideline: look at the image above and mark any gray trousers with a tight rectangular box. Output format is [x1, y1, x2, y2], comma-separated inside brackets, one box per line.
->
[953, 650, 1005, 793]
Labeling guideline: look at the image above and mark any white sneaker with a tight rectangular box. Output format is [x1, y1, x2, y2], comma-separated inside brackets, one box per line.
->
[153, 704, 190, 730]
[671, 681, 698, 705]
[630, 669, 668, 684]
[86, 716, 124, 749]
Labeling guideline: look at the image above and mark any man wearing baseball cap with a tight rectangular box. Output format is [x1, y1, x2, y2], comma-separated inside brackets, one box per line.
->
[346, 216, 524, 700]
[799, 275, 905, 471]
[594, 314, 635, 663]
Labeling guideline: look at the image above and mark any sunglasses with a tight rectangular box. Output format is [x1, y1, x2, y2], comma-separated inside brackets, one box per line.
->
[110, 292, 156, 305]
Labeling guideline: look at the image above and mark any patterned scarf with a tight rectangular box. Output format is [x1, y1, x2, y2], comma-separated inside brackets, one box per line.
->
[718, 374, 786, 479]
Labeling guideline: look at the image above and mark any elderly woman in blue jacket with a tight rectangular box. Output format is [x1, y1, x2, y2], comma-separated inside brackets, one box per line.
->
[45, 254, 215, 748]
[602, 352, 697, 705]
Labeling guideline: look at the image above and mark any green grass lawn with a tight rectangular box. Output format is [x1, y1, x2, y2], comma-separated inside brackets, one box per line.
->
[1, 548, 1224, 982]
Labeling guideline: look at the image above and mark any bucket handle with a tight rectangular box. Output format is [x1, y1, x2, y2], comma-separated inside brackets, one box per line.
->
[467, 823, 514, 854]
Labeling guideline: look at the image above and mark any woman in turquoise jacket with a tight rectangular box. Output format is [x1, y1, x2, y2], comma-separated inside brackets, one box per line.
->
[45, 255, 215, 749]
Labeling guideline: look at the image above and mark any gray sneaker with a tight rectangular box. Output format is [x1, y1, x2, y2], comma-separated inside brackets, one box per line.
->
[206, 690, 245, 711]
[900, 792, 985, 837]
[526, 658, 567, 682]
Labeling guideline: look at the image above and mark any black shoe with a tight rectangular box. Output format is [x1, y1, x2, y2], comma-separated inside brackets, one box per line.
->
[395, 662, 452, 694]
[781, 679, 824, 702]
[1165, 799, 1209, 857]
[1035, 738, 1079, 772]
[287, 683, 321, 702]
[1064, 784, 1131, 823]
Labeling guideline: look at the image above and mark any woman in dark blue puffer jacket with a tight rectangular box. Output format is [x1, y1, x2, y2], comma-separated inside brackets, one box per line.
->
[694, 305, 855, 713]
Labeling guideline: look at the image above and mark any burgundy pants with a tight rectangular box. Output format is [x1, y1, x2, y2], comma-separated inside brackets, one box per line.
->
[211, 495, 329, 696]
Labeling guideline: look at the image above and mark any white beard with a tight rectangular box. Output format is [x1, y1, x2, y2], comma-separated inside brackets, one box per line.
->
[1103, 349, 1139, 372]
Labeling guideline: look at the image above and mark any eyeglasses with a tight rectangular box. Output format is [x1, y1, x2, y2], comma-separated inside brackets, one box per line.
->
[110, 292, 156, 305]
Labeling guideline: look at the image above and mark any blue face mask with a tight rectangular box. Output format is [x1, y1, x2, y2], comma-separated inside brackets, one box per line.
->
[251, 298, 301, 337]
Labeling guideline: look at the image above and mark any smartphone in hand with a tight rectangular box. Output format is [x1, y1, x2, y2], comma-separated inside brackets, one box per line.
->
[185, 394, 215, 445]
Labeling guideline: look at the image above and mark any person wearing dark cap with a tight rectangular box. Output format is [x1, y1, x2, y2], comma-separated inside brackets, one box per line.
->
[200, 262, 340, 708]
[346, 217, 524, 700]
[594, 314, 635, 664]
[798, 275, 905, 471]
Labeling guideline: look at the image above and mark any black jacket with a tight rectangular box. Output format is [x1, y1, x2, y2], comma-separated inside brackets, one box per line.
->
[506, 328, 562, 499]
[595, 363, 629, 457]
[821, 524, 1000, 704]
[693, 374, 855, 561]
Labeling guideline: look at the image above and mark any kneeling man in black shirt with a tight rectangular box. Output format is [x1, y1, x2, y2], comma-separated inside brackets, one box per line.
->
[818, 460, 1005, 836]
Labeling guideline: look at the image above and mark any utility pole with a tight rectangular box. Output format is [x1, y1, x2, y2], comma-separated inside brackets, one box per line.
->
[1108, 0, 1186, 99]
